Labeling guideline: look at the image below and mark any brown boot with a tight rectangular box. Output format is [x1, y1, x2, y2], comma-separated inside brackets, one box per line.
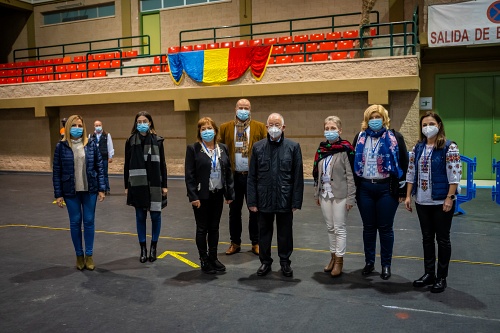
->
[85, 255, 95, 271]
[331, 256, 343, 277]
[225, 242, 241, 255]
[76, 256, 85, 270]
[324, 253, 335, 272]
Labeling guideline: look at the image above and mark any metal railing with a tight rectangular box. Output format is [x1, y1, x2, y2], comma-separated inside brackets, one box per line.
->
[179, 11, 380, 46]
[13, 35, 150, 63]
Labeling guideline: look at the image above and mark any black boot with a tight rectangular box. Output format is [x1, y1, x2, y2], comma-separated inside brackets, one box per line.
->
[200, 256, 216, 274]
[149, 241, 157, 262]
[139, 242, 148, 263]
[209, 253, 226, 272]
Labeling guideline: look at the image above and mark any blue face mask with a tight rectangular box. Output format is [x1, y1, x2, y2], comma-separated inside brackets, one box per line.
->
[70, 127, 83, 138]
[137, 123, 149, 133]
[368, 118, 383, 131]
[236, 109, 250, 121]
[95, 126, 102, 133]
[324, 130, 339, 142]
[201, 129, 215, 142]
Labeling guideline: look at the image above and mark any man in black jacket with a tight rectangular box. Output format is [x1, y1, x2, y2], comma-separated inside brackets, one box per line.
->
[247, 113, 304, 277]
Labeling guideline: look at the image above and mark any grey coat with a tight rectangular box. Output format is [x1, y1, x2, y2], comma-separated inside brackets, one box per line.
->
[314, 151, 356, 206]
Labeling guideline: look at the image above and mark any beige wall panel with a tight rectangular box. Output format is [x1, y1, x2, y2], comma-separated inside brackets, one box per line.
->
[32, 0, 123, 56]
[10, 20, 30, 63]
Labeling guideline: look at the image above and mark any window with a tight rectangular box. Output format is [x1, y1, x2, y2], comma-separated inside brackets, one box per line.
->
[43, 3, 115, 25]
[140, 0, 227, 12]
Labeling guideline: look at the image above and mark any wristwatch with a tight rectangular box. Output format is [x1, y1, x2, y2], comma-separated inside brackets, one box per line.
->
[447, 194, 456, 201]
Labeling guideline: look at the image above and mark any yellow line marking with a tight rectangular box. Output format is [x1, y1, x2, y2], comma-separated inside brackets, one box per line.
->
[158, 251, 199, 268]
[2, 224, 500, 267]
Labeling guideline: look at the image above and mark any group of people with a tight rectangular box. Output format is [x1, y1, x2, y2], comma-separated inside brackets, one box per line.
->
[52, 100, 461, 293]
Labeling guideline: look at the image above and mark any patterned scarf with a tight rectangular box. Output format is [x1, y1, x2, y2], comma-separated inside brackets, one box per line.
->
[353, 128, 402, 178]
[127, 133, 163, 212]
[235, 116, 250, 158]
[312, 138, 354, 184]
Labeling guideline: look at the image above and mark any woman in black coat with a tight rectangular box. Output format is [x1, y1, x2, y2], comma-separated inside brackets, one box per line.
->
[185, 117, 235, 274]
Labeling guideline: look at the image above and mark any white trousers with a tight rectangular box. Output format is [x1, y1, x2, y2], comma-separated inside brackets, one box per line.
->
[320, 197, 347, 256]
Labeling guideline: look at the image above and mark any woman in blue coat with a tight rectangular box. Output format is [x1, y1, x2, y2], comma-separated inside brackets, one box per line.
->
[53, 115, 106, 271]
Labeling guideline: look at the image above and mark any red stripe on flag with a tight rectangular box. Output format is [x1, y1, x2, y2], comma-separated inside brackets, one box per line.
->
[227, 47, 253, 81]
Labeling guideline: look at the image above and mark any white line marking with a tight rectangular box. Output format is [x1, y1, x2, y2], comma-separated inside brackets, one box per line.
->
[383, 305, 500, 322]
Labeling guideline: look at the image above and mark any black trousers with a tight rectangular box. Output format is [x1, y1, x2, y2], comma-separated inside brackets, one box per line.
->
[229, 172, 259, 245]
[415, 202, 455, 278]
[193, 191, 224, 258]
[258, 211, 293, 266]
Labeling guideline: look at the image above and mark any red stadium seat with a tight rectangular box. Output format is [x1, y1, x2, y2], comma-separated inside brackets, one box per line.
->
[24, 68, 36, 75]
[151, 65, 161, 73]
[326, 32, 342, 40]
[36, 67, 46, 74]
[193, 44, 206, 51]
[77, 63, 86, 70]
[292, 55, 305, 63]
[93, 54, 105, 61]
[37, 75, 48, 81]
[319, 41, 336, 51]
[44, 59, 54, 65]
[331, 52, 347, 60]
[110, 60, 121, 68]
[311, 53, 328, 61]
[35, 60, 44, 66]
[26, 76, 38, 82]
[66, 64, 77, 71]
[263, 38, 277, 45]
[154, 56, 161, 64]
[163, 64, 170, 72]
[206, 43, 219, 49]
[278, 36, 292, 44]
[55, 65, 66, 73]
[370, 27, 377, 36]
[181, 45, 193, 52]
[249, 39, 262, 46]
[93, 70, 106, 77]
[88, 62, 99, 70]
[221, 42, 233, 48]
[337, 40, 354, 50]
[168, 46, 181, 54]
[306, 43, 318, 53]
[310, 33, 325, 41]
[271, 46, 284, 55]
[267, 57, 275, 65]
[343, 30, 359, 39]
[73, 56, 84, 63]
[138, 66, 150, 74]
[58, 73, 71, 80]
[104, 52, 115, 59]
[71, 72, 81, 79]
[275, 55, 292, 64]
[45, 66, 54, 73]
[293, 35, 308, 43]
[285, 44, 301, 54]
[234, 40, 248, 48]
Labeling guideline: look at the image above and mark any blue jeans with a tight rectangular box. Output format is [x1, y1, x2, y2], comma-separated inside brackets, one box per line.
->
[102, 158, 110, 192]
[135, 208, 162, 243]
[64, 192, 98, 256]
[357, 181, 399, 267]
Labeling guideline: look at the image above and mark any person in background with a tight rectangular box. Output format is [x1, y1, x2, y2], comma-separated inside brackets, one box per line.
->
[352, 104, 408, 280]
[60, 118, 67, 138]
[89, 120, 114, 195]
[124, 111, 168, 264]
[405, 111, 461, 293]
[219, 99, 267, 256]
[313, 116, 356, 277]
[185, 117, 235, 274]
[53, 115, 106, 271]
[247, 113, 304, 277]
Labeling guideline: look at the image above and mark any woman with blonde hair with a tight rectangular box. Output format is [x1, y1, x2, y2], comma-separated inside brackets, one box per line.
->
[353, 105, 408, 280]
[313, 116, 356, 277]
[53, 115, 106, 270]
[185, 117, 235, 274]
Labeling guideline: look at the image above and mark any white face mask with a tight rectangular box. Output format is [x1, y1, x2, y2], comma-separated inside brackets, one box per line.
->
[267, 126, 282, 139]
[422, 125, 439, 139]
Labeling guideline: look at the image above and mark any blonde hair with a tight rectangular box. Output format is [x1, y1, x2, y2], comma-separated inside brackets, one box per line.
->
[197, 117, 219, 142]
[360, 104, 390, 131]
[62, 115, 88, 147]
[324, 116, 342, 129]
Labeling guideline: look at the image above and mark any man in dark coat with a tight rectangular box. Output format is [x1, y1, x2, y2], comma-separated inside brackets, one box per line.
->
[247, 113, 304, 277]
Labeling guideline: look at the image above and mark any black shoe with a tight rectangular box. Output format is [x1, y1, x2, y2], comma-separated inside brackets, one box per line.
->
[380, 266, 391, 280]
[139, 244, 148, 263]
[200, 258, 216, 274]
[281, 264, 293, 277]
[431, 277, 447, 293]
[149, 242, 157, 262]
[210, 258, 226, 272]
[413, 273, 435, 288]
[361, 263, 375, 276]
[257, 263, 272, 276]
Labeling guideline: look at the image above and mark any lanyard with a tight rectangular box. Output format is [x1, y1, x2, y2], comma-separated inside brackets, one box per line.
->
[201, 141, 219, 170]
[323, 155, 333, 175]
[370, 136, 381, 154]
[422, 145, 434, 168]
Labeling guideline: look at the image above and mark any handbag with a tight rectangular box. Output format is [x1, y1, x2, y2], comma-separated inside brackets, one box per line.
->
[161, 194, 168, 209]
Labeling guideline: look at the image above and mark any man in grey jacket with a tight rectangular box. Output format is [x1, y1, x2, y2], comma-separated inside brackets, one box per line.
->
[247, 113, 304, 277]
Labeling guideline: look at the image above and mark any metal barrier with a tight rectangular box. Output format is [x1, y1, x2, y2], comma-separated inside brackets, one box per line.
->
[455, 155, 477, 215]
[492, 159, 500, 205]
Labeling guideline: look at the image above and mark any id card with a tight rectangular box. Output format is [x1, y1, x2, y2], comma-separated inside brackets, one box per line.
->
[235, 141, 244, 148]
[322, 174, 331, 183]
[210, 171, 220, 179]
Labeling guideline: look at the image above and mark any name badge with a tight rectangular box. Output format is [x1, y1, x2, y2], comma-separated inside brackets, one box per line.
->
[210, 171, 220, 179]
[420, 171, 429, 181]
[367, 154, 377, 166]
[235, 141, 244, 148]
[322, 174, 330, 183]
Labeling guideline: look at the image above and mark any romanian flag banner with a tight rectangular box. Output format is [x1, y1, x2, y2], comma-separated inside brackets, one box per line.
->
[168, 45, 272, 84]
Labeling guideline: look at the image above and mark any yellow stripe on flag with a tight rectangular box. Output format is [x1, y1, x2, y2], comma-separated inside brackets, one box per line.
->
[203, 48, 229, 83]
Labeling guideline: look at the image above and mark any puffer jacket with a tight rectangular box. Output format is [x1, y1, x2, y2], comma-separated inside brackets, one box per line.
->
[247, 134, 304, 213]
[52, 138, 105, 198]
